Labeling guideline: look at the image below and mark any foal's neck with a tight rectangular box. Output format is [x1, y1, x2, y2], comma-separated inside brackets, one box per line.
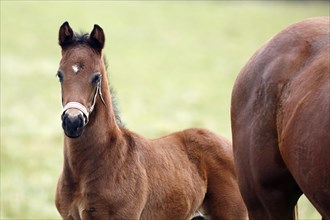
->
[64, 59, 124, 174]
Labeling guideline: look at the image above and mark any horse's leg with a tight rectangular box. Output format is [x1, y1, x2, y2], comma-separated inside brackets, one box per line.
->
[277, 66, 330, 219]
[280, 138, 330, 220]
[232, 118, 302, 220]
[231, 70, 305, 219]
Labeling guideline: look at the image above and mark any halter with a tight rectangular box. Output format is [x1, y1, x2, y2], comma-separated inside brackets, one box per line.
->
[61, 80, 106, 124]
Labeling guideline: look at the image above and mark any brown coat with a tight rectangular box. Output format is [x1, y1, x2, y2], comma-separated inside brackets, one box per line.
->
[55, 22, 247, 220]
[231, 17, 330, 220]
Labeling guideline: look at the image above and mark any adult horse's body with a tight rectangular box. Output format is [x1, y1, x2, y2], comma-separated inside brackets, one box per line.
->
[231, 17, 330, 219]
[55, 22, 247, 220]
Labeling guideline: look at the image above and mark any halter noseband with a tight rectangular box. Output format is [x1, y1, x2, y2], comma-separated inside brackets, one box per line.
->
[61, 81, 106, 124]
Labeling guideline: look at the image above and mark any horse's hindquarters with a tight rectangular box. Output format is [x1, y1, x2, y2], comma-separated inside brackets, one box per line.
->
[231, 17, 330, 219]
[277, 51, 330, 218]
[231, 83, 301, 219]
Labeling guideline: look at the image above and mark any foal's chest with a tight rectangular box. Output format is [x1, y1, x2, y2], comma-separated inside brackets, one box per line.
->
[58, 185, 144, 220]
[61, 194, 92, 219]
[64, 194, 109, 220]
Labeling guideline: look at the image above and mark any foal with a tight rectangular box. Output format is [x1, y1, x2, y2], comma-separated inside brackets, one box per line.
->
[55, 22, 247, 220]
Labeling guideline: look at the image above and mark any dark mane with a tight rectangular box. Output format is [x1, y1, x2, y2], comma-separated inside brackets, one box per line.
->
[61, 32, 102, 54]
[74, 32, 90, 45]
[103, 55, 124, 127]
[110, 86, 124, 127]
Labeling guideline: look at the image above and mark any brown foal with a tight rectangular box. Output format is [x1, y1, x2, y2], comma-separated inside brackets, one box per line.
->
[55, 22, 247, 220]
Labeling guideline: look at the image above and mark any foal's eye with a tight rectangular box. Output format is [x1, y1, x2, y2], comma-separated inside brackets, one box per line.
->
[92, 73, 101, 85]
[56, 71, 63, 82]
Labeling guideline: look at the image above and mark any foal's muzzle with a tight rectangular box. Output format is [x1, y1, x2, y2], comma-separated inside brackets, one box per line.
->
[60, 85, 105, 138]
[61, 102, 89, 138]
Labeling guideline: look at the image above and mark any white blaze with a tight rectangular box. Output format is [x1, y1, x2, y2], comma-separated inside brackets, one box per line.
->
[72, 64, 79, 73]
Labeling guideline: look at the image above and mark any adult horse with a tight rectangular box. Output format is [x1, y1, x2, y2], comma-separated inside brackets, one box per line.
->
[231, 17, 329, 219]
[55, 22, 247, 220]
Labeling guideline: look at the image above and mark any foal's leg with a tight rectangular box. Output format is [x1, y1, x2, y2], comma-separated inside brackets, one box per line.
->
[185, 129, 248, 220]
[203, 164, 248, 220]
[182, 129, 247, 219]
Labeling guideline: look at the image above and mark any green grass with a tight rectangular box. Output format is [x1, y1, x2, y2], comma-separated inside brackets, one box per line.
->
[1, 1, 329, 219]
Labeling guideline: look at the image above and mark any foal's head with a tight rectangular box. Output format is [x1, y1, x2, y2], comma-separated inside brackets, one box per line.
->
[57, 22, 106, 138]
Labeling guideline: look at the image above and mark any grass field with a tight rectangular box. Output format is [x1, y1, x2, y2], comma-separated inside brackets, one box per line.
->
[1, 1, 329, 219]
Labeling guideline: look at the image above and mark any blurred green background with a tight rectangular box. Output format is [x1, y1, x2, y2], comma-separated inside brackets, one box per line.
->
[1, 1, 329, 219]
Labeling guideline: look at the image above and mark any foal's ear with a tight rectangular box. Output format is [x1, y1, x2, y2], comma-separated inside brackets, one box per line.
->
[90, 24, 105, 52]
[59, 21, 75, 48]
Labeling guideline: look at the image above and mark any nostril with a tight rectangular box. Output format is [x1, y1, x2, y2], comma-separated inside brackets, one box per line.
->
[62, 113, 85, 129]
[78, 113, 88, 125]
[78, 114, 85, 127]
[61, 111, 86, 138]
[62, 113, 68, 124]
